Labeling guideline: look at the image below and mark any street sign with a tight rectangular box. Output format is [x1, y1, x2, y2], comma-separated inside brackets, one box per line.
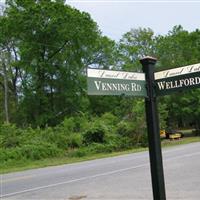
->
[155, 63, 200, 96]
[87, 68, 147, 97]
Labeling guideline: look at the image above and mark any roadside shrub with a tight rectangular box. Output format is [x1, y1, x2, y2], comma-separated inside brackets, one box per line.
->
[67, 143, 115, 158]
[192, 129, 200, 136]
[116, 121, 134, 137]
[66, 133, 83, 149]
[139, 133, 148, 147]
[0, 123, 22, 148]
[115, 120, 148, 147]
[115, 136, 133, 150]
[61, 117, 76, 133]
[88, 143, 108, 153]
[88, 143, 117, 153]
[20, 142, 63, 160]
[130, 127, 147, 147]
[2, 134, 20, 148]
[0, 135, 3, 147]
[67, 148, 88, 157]
[0, 147, 23, 162]
[18, 127, 40, 145]
[38, 127, 69, 149]
[72, 116, 89, 132]
[83, 122, 107, 145]
[0, 143, 63, 162]
[53, 134, 69, 149]
[100, 112, 118, 127]
[0, 123, 14, 135]
[57, 114, 89, 132]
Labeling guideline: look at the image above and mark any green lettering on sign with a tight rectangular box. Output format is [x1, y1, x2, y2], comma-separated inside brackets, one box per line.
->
[155, 63, 200, 96]
[87, 69, 147, 97]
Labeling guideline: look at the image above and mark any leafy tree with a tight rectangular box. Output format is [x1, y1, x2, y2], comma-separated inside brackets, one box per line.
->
[105, 28, 158, 129]
[0, 8, 20, 123]
[155, 25, 198, 71]
[155, 26, 200, 129]
[85, 36, 120, 116]
[118, 27, 156, 72]
[86, 36, 118, 69]
[3, 0, 101, 126]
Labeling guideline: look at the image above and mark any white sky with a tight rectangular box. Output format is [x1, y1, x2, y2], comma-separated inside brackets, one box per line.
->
[1, 0, 200, 41]
[66, 0, 200, 41]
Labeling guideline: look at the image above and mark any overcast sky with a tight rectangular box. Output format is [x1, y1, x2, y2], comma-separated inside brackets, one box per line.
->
[1, 0, 200, 41]
[66, 0, 200, 41]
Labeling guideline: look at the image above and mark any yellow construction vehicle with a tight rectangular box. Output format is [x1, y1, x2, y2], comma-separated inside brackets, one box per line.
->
[160, 129, 183, 140]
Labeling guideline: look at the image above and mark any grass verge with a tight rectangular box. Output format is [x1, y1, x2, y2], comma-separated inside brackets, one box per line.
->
[1, 136, 200, 174]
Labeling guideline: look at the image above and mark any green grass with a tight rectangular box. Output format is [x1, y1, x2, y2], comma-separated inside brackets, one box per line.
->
[0, 147, 147, 174]
[161, 136, 200, 147]
[1, 136, 200, 174]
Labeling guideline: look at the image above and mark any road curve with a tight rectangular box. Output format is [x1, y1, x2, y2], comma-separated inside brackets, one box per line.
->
[1, 142, 200, 199]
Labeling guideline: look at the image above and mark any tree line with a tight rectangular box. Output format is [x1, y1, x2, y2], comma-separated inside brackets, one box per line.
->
[0, 0, 200, 129]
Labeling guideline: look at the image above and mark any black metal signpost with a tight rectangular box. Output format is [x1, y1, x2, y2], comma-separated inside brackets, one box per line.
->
[140, 57, 166, 200]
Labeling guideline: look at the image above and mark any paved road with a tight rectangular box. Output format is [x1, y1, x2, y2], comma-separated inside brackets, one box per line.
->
[1, 142, 200, 200]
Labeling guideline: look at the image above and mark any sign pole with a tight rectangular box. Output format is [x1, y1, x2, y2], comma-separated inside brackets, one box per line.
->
[140, 56, 166, 200]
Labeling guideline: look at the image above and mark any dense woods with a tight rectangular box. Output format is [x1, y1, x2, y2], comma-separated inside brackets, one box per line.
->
[0, 0, 200, 166]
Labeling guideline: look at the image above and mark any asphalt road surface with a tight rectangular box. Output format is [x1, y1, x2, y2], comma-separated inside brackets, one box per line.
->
[1, 142, 200, 200]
